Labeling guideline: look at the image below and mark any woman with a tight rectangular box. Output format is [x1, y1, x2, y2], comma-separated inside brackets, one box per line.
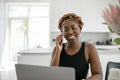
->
[50, 13, 103, 80]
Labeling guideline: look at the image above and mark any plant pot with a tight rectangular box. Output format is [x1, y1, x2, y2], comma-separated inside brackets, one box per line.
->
[109, 33, 120, 45]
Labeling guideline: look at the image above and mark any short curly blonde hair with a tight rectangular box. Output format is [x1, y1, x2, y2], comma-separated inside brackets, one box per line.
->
[58, 13, 84, 31]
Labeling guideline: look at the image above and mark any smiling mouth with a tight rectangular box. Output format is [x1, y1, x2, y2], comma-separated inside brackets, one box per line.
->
[69, 35, 75, 39]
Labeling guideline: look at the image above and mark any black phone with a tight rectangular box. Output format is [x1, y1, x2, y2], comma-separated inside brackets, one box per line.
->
[59, 27, 64, 45]
[59, 39, 63, 45]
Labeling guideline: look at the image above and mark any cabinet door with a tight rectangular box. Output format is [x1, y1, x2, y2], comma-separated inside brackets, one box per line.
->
[18, 54, 51, 66]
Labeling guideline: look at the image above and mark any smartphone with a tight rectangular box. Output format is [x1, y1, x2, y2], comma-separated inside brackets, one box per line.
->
[59, 27, 64, 45]
[59, 39, 63, 45]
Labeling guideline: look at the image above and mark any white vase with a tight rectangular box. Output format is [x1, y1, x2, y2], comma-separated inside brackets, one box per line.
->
[109, 33, 120, 45]
[118, 45, 120, 50]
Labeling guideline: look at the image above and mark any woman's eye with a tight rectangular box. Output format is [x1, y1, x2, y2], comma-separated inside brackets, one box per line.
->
[72, 27, 76, 30]
[64, 29, 68, 32]
[71, 25, 76, 30]
[72, 27, 75, 30]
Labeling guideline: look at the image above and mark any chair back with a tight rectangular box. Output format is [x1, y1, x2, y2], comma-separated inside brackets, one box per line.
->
[105, 61, 120, 80]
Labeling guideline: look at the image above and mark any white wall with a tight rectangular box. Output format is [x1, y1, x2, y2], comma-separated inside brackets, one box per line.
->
[0, 0, 5, 67]
[50, 0, 118, 31]
[50, 0, 83, 31]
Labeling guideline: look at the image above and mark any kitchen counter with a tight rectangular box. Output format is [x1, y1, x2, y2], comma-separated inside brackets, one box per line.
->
[95, 45, 120, 54]
[97, 49, 120, 54]
[18, 45, 120, 54]
[18, 48, 53, 54]
[95, 45, 119, 49]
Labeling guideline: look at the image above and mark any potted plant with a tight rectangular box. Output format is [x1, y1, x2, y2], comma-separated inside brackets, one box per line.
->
[102, 0, 120, 47]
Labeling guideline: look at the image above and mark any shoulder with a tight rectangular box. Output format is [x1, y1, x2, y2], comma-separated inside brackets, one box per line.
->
[84, 43, 97, 62]
[85, 43, 96, 51]
[84, 43, 98, 58]
[85, 42, 95, 47]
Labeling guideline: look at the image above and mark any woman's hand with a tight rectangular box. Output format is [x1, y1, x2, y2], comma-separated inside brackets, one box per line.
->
[50, 34, 64, 66]
[56, 34, 63, 52]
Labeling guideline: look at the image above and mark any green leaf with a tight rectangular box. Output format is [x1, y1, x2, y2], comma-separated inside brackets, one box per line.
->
[102, 22, 114, 33]
[114, 38, 120, 45]
[108, 26, 114, 33]
[102, 22, 107, 25]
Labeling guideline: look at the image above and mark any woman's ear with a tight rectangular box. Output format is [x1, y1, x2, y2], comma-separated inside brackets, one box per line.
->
[80, 25, 83, 29]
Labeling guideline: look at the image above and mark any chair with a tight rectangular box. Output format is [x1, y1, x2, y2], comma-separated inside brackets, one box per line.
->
[105, 61, 120, 80]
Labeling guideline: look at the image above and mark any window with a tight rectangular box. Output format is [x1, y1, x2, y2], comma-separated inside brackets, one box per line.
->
[6, 3, 50, 62]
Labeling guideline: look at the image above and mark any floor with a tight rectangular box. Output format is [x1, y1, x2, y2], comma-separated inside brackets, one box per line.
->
[0, 69, 17, 80]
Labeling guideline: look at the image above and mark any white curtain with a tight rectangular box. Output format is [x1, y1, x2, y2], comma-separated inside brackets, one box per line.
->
[0, 0, 5, 68]
[1, 29, 11, 69]
[0, 0, 10, 70]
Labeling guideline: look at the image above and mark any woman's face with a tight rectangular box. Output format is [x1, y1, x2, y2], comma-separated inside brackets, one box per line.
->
[62, 20, 81, 43]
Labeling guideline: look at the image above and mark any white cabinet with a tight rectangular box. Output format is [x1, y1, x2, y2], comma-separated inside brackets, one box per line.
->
[17, 48, 52, 66]
[18, 53, 51, 66]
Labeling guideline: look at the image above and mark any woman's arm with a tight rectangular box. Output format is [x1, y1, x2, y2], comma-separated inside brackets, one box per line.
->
[50, 34, 63, 66]
[50, 47, 61, 66]
[87, 44, 103, 80]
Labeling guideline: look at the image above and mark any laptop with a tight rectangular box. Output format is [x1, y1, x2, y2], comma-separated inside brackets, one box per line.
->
[15, 64, 75, 80]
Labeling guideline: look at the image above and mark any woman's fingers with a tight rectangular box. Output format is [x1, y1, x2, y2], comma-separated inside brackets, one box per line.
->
[56, 34, 63, 44]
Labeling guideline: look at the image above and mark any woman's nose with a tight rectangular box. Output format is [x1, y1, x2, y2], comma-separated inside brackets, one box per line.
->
[68, 29, 73, 34]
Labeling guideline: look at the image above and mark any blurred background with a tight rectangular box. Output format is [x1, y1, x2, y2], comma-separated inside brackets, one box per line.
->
[0, 0, 120, 80]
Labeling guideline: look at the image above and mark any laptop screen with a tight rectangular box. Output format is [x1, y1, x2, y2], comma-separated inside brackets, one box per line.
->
[15, 64, 75, 80]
